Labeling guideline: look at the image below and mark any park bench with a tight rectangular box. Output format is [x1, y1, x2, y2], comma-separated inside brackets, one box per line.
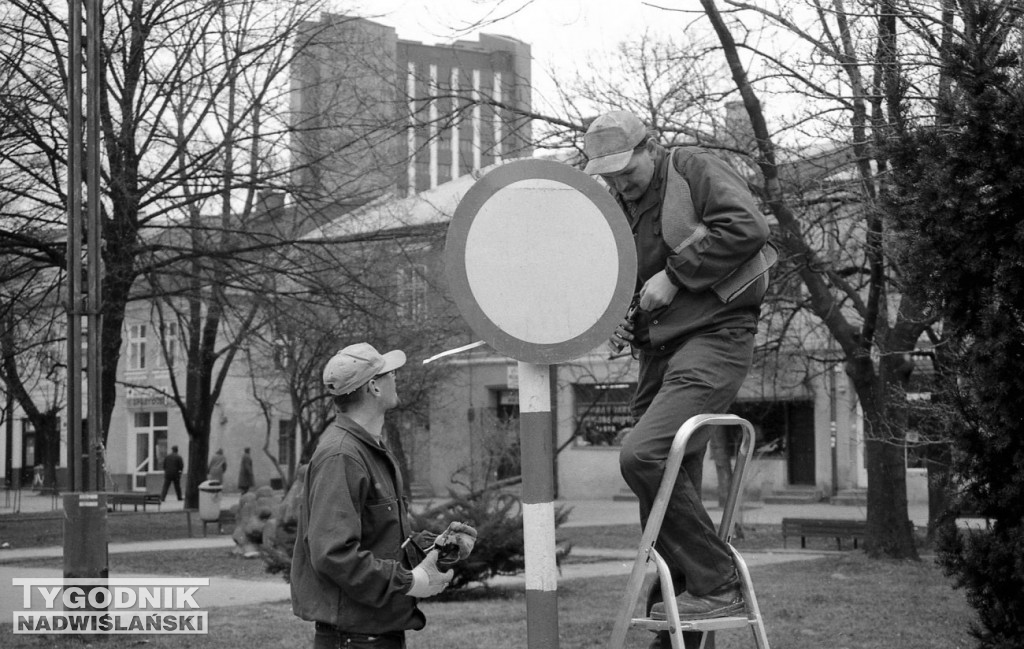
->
[782, 517, 866, 550]
[101, 491, 162, 512]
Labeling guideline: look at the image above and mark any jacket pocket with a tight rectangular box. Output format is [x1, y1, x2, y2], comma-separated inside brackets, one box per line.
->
[363, 498, 402, 558]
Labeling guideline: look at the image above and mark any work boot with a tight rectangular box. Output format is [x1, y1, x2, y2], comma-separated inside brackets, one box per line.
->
[649, 582, 744, 621]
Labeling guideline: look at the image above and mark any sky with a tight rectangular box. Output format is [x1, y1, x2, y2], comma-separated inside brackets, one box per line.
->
[345, 0, 704, 114]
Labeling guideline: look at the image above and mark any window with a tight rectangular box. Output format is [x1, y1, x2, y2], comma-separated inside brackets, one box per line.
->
[905, 393, 932, 470]
[128, 324, 147, 371]
[494, 389, 519, 422]
[130, 410, 168, 491]
[21, 419, 36, 468]
[155, 322, 178, 369]
[573, 383, 635, 447]
[396, 265, 428, 321]
[730, 399, 814, 458]
[278, 419, 294, 468]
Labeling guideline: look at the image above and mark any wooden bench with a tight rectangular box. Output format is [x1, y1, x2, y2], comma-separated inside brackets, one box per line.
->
[102, 492, 162, 512]
[782, 517, 866, 550]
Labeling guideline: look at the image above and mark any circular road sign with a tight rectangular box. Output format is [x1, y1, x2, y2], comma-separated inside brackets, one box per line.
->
[445, 158, 637, 365]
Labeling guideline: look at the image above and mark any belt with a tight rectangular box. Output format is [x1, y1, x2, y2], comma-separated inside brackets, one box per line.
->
[315, 622, 343, 633]
[314, 623, 396, 637]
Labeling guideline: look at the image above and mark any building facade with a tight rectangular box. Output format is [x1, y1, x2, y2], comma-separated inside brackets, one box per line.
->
[290, 15, 532, 215]
[1, 18, 933, 507]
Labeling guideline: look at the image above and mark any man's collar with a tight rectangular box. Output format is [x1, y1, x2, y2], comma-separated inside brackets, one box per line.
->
[331, 414, 386, 450]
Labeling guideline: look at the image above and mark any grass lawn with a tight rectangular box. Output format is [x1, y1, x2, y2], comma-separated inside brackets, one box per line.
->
[1, 509, 974, 649]
[2, 552, 973, 648]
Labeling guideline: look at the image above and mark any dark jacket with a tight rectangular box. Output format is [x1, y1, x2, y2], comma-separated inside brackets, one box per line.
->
[237, 454, 254, 490]
[614, 145, 770, 354]
[163, 453, 184, 477]
[290, 416, 423, 634]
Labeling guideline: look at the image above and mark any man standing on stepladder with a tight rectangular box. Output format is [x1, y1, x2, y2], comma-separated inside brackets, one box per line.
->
[583, 110, 775, 649]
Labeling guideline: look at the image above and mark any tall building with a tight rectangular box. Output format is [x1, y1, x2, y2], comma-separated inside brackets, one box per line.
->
[291, 14, 532, 215]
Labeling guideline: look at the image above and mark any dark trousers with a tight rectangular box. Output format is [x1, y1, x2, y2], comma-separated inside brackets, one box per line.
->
[620, 327, 753, 597]
[160, 475, 182, 501]
[313, 623, 404, 649]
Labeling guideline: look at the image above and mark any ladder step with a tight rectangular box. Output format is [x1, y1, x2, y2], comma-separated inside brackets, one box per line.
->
[631, 615, 753, 633]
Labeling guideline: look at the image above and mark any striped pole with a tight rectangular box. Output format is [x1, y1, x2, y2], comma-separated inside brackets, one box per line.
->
[518, 361, 559, 649]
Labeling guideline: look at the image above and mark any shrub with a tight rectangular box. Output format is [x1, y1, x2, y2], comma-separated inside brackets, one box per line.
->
[409, 488, 572, 591]
[259, 464, 306, 580]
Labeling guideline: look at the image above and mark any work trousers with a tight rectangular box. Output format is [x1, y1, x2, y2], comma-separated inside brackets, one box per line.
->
[620, 327, 754, 597]
[313, 623, 405, 649]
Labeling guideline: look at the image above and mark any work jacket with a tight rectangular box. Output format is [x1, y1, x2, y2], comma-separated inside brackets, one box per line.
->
[615, 144, 771, 355]
[290, 416, 424, 634]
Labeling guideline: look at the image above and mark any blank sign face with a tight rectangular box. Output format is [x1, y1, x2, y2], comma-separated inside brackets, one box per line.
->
[464, 178, 619, 344]
[446, 159, 636, 365]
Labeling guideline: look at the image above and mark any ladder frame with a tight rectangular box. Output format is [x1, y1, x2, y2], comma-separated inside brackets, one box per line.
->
[608, 414, 770, 649]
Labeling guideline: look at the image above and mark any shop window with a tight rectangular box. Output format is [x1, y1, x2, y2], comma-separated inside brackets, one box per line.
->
[494, 389, 519, 422]
[729, 399, 812, 458]
[573, 383, 635, 447]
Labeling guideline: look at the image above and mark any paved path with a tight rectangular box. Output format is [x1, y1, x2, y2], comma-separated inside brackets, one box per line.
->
[0, 548, 828, 622]
[1, 491, 930, 527]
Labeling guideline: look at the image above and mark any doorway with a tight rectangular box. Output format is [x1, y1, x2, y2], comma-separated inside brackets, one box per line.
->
[130, 411, 167, 491]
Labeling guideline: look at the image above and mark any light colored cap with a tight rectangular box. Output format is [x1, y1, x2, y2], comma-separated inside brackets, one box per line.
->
[582, 111, 647, 175]
[323, 343, 406, 396]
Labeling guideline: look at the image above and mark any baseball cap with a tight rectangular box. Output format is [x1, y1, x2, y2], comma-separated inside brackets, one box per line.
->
[582, 111, 647, 175]
[323, 343, 407, 396]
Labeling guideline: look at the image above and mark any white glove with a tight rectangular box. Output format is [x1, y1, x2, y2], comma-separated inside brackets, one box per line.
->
[407, 548, 453, 598]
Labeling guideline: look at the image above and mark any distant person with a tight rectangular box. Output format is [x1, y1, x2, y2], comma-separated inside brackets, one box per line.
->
[161, 446, 185, 502]
[207, 448, 227, 483]
[237, 448, 254, 494]
[584, 110, 774, 648]
[291, 342, 476, 649]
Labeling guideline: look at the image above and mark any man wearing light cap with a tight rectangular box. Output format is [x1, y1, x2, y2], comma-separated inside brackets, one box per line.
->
[584, 110, 774, 648]
[291, 342, 475, 648]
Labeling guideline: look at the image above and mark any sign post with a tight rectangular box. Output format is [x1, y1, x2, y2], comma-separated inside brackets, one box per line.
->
[445, 159, 636, 647]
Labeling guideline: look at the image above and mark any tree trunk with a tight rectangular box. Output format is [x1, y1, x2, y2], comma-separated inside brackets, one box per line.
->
[37, 413, 61, 493]
[858, 353, 919, 560]
[185, 433, 210, 510]
[863, 434, 918, 558]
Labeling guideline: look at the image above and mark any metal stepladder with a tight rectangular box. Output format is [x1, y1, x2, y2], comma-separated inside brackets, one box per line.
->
[609, 414, 770, 649]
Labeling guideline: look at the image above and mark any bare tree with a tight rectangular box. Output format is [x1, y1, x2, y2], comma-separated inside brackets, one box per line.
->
[671, 0, 1000, 558]
[0, 258, 65, 490]
[484, 2, 945, 557]
[0, 0, 447, 505]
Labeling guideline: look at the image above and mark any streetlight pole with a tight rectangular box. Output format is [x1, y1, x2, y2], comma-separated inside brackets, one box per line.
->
[85, 0, 104, 492]
[66, 0, 84, 493]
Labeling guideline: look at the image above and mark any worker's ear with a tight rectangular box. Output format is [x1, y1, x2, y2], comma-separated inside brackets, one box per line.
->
[367, 378, 382, 397]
